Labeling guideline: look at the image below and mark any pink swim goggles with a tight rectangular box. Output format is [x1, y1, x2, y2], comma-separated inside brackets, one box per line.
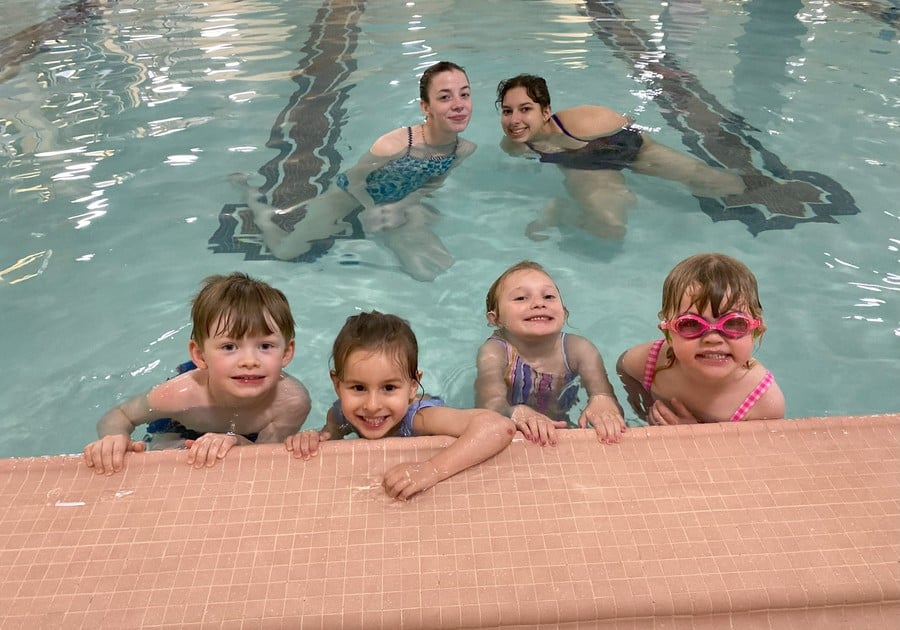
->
[659, 312, 761, 340]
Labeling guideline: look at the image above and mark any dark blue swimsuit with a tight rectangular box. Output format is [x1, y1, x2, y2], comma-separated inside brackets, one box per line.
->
[526, 114, 643, 171]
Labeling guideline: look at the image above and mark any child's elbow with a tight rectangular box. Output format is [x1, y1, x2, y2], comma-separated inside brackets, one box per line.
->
[475, 409, 516, 444]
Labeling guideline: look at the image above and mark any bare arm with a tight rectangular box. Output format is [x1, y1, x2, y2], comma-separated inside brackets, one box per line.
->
[83, 389, 160, 474]
[742, 377, 786, 421]
[474, 340, 515, 416]
[337, 150, 397, 210]
[616, 345, 655, 423]
[254, 375, 312, 443]
[500, 135, 533, 157]
[97, 392, 156, 437]
[382, 406, 515, 500]
[556, 105, 634, 140]
[566, 335, 625, 442]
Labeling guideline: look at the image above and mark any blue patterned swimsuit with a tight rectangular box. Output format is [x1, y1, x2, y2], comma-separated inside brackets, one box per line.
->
[335, 126, 458, 204]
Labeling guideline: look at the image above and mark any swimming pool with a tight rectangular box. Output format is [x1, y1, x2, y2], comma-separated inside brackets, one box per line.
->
[1, 0, 897, 458]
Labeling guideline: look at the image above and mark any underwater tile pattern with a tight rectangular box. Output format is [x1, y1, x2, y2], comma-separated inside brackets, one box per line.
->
[0, 415, 898, 629]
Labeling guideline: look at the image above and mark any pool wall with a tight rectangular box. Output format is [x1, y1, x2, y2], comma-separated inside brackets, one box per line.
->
[1, 414, 898, 628]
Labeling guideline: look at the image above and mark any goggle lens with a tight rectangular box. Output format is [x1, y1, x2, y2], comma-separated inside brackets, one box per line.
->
[664, 313, 760, 340]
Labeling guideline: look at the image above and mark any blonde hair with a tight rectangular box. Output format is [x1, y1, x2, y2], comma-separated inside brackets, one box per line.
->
[657, 253, 765, 370]
[659, 253, 763, 322]
[190, 272, 295, 345]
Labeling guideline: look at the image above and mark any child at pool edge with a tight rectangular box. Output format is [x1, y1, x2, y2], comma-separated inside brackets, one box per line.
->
[284, 311, 514, 501]
[83, 272, 311, 475]
[617, 253, 785, 424]
[474, 261, 626, 447]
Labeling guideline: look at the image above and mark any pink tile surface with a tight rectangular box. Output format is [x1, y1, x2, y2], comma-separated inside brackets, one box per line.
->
[1, 415, 898, 629]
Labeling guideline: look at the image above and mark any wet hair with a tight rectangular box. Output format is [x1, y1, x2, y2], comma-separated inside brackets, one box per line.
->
[190, 272, 295, 345]
[485, 260, 568, 322]
[659, 253, 764, 322]
[419, 61, 467, 102]
[657, 253, 765, 370]
[331, 311, 419, 382]
[496, 74, 551, 110]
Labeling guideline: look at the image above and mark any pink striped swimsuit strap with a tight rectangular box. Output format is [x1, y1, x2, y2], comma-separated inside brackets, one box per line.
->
[642, 339, 666, 392]
[730, 371, 774, 422]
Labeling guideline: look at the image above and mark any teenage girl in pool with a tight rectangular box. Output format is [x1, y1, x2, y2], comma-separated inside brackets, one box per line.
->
[234, 61, 476, 282]
[617, 253, 785, 425]
[496, 74, 745, 240]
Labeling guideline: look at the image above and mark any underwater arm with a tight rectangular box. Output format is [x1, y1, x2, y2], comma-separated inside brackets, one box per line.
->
[615, 347, 654, 423]
[336, 151, 395, 210]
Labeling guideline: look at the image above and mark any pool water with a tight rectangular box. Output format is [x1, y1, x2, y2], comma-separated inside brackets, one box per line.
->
[1, 0, 897, 458]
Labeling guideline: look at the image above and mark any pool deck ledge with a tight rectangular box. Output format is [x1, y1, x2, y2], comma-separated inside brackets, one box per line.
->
[1, 414, 898, 629]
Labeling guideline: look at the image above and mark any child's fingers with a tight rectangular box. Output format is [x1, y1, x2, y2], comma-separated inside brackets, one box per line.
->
[537, 422, 557, 447]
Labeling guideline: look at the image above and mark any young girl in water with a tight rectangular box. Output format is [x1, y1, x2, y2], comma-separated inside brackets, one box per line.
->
[234, 61, 476, 282]
[285, 311, 513, 500]
[475, 261, 625, 447]
[496, 74, 744, 240]
[617, 253, 785, 425]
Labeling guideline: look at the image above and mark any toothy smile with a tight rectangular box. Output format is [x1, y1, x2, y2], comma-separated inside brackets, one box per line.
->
[697, 353, 729, 360]
[233, 375, 264, 382]
[359, 416, 389, 428]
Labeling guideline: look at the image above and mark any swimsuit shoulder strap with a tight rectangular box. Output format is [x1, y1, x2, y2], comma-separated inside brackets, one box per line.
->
[551, 113, 591, 142]
[729, 371, 774, 422]
[642, 339, 666, 392]
[405, 126, 414, 156]
[489, 334, 513, 363]
[560, 332, 573, 373]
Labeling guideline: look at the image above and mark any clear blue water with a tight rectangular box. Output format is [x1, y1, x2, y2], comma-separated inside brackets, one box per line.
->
[1, 0, 897, 458]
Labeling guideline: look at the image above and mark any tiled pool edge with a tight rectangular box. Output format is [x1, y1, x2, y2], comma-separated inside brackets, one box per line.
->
[1, 415, 898, 629]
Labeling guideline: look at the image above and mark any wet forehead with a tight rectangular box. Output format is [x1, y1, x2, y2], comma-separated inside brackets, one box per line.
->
[427, 70, 469, 95]
[501, 269, 557, 294]
[501, 86, 537, 108]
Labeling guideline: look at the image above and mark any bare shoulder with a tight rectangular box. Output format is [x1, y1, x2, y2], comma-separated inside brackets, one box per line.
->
[617, 340, 657, 379]
[278, 372, 312, 407]
[744, 364, 785, 420]
[476, 336, 507, 364]
[369, 126, 411, 157]
[500, 135, 531, 156]
[556, 105, 630, 138]
[456, 137, 477, 158]
[563, 333, 604, 363]
[146, 370, 207, 412]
